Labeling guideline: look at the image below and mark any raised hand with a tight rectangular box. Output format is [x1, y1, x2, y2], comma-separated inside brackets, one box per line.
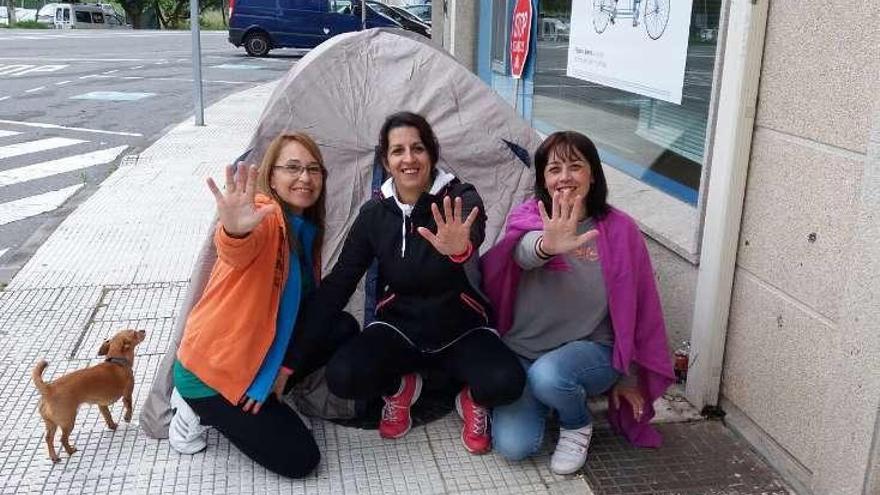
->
[537, 190, 598, 256]
[417, 196, 479, 257]
[206, 164, 274, 237]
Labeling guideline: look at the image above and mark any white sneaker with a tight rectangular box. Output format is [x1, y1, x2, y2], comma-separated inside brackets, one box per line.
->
[169, 388, 209, 454]
[550, 424, 593, 475]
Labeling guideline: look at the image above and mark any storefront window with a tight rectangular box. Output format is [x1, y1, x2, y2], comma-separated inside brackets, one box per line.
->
[534, 0, 722, 205]
[491, 0, 510, 73]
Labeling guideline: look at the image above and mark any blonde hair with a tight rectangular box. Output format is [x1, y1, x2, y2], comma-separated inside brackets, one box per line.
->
[256, 132, 327, 260]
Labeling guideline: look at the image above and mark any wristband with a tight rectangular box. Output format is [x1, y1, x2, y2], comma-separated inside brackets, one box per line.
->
[535, 236, 553, 260]
[448, 241, 474, 263]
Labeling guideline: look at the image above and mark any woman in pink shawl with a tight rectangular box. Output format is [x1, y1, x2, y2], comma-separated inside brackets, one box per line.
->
[481, 131, 674, 475]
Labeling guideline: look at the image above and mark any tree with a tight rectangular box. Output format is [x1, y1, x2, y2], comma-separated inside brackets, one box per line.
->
[119, 0, 150, 28]
[5, 0, 16, 26]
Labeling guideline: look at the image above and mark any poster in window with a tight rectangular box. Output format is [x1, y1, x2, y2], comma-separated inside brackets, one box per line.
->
[566, 0, 693, 104]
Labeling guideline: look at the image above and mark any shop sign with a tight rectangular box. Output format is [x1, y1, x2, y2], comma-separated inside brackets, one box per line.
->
[567, 0, 694, 104]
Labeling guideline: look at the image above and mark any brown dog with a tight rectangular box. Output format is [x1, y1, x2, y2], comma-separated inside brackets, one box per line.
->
[31, 329, 146, 462]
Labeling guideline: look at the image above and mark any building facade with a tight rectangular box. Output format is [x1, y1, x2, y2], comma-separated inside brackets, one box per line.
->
[434, 1, 880, 493]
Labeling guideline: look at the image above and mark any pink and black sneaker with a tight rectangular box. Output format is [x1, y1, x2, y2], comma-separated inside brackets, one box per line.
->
[379, 373, 423, 439]
[455, 386, 491, 454]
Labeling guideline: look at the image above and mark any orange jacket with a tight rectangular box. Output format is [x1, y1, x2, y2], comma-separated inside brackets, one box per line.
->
[177, 194, 289, 404]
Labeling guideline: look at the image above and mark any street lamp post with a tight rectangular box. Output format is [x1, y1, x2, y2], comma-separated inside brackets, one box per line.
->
[190, 0, 205, 126]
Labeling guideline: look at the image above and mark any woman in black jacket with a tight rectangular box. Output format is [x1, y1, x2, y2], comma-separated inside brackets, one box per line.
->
[303, 112, 525, 455]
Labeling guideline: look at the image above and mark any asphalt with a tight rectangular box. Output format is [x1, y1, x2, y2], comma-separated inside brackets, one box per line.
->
[0, 29, 300, 284]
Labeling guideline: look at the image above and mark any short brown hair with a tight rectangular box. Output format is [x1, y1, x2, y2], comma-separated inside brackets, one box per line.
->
[534, 131, 609, 219]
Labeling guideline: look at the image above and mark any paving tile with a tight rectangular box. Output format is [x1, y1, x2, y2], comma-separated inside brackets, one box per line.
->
[582, 422, 793, 495]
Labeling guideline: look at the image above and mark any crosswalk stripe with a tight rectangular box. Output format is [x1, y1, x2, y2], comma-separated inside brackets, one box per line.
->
[0, 120, 142, 137]
[0, 137, 86, 160]
[0, 145, 128, 187]
[0, 130, 21, 138]
[0, 184, 83, 226]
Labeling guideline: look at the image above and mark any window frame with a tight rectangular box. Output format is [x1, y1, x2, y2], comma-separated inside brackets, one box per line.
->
[490, 0, 509, 74]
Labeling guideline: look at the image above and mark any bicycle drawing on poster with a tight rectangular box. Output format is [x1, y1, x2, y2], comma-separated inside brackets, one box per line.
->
[592, 0, 671, 40]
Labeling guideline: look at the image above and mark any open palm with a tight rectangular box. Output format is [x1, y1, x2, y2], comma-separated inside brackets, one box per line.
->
[538, 191, 598, 256]
[417, 196, 479, 256]
[206, 164, 274, 237]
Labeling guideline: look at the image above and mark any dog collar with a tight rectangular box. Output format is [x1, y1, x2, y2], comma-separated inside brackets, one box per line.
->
[105, 357, 130, 367]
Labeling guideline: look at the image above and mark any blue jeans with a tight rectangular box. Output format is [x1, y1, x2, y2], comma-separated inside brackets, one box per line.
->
[492, 341, 620, 461]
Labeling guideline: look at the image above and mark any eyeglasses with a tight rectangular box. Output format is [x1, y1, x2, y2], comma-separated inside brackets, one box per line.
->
[273, 163, 323, 177]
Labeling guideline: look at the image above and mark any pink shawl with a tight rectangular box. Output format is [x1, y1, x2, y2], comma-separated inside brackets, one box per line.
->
[480, 199, 675, 447]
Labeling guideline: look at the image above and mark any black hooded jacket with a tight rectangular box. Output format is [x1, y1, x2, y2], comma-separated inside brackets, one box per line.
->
[291, 172, 490, 359]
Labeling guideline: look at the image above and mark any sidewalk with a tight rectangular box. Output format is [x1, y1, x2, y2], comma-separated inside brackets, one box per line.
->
[0, 83, 793, 495]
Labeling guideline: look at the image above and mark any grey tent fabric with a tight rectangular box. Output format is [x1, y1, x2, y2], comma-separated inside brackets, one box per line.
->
[139, 27, 540, 439]
[246, 28, 540, 268]
[139, 222, 217, 439]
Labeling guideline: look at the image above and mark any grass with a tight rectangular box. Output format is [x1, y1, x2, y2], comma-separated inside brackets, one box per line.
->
[13, 20, 49, 28]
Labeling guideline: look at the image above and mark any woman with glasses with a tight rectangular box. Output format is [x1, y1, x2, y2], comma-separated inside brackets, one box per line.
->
[170, 133, 358, 478]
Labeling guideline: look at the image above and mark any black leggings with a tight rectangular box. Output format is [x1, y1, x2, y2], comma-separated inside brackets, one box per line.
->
[186, 394, 318, 478]
[326, 324, 526, 407]
[185, 311, 358, 479]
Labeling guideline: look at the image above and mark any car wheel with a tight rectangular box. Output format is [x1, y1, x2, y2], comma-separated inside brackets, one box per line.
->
[243, 32, 271, 57]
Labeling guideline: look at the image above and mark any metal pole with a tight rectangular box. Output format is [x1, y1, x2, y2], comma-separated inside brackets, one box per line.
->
[361, 0, 366, 30]
[190, 0, 205, 126]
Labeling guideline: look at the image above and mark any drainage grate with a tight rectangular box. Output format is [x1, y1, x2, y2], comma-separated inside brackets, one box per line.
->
[119, 154, 139, 168]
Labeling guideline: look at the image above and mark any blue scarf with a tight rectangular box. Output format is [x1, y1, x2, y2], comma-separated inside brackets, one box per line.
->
[245, 214, 316, 403]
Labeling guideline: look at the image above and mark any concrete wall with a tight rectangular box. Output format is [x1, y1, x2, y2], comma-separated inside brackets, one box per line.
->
[646, 238, 696, 349]
[721, 1, 880, 493]
[433, 0, 478, 72]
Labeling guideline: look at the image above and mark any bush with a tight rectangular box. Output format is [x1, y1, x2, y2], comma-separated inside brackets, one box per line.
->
[14, 20, 48, 28]
[198, 9, 226, 30]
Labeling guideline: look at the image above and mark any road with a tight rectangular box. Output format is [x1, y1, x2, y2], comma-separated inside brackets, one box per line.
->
[0, 29, 299, 283]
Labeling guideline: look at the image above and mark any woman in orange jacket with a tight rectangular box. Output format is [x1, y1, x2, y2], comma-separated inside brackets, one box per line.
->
[170, 133, 358, 478]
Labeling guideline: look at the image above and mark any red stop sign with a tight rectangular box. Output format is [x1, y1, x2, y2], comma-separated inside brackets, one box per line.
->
[509, 0, 533, 79]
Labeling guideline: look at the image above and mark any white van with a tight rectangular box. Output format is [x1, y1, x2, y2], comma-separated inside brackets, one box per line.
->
[54, 3, 127, 29]
[37, 3, 61, 25]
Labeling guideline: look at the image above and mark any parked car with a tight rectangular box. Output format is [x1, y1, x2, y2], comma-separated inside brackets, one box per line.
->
[539, 17, 569, 42]
[37, 3, 61, 25]
[402, 4, 430, 26]
[53, 3, 128, 29]
[367, 1, 429, 37]
[228, 0, 403, 57]
[380, 0, 427, 6]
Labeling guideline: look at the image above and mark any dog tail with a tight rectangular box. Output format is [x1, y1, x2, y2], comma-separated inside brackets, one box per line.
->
[32, 360, 50, 395]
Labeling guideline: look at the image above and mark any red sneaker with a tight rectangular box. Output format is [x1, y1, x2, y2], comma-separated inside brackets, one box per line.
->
[379, 373, 422, 439]
[455, 387, 491, 454]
